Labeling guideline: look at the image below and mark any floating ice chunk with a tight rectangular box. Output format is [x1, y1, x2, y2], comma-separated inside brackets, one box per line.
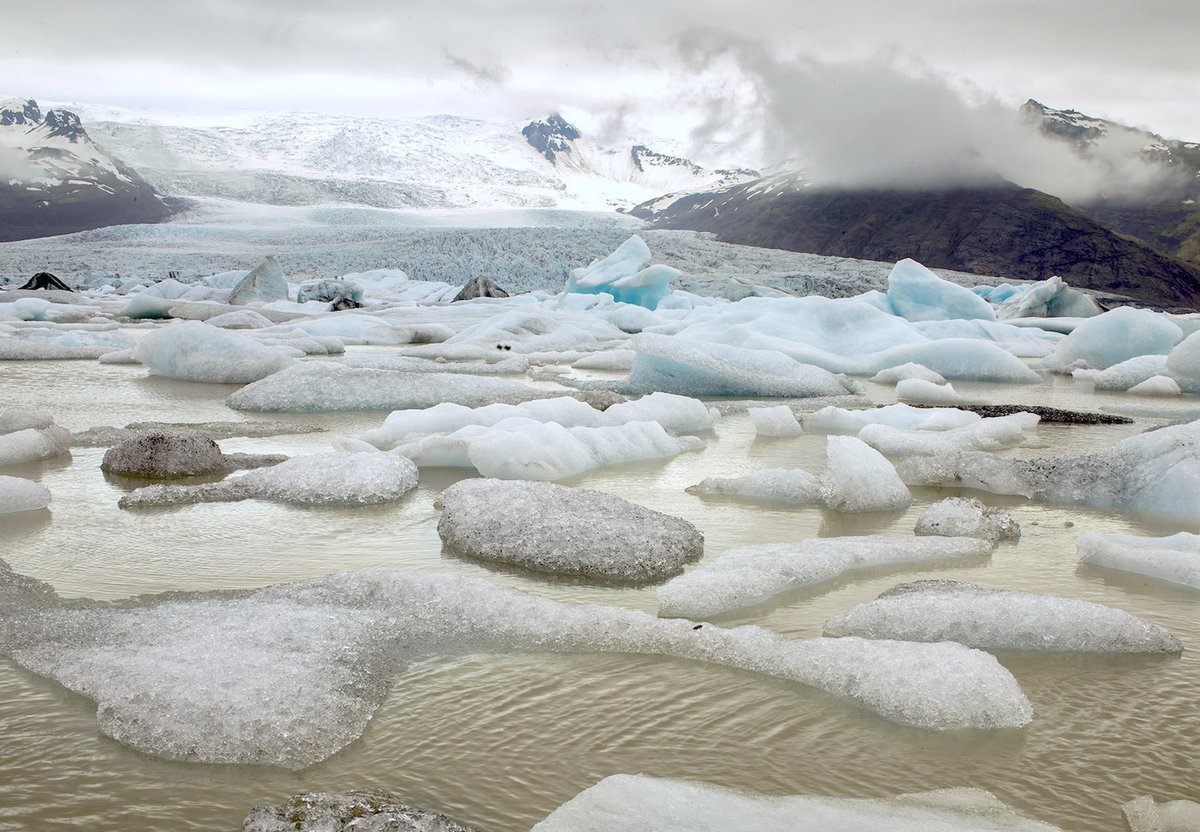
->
[100, 431, 283, 479]
[896, 378, 968, 405]
[0, 337, 119, 360]
[803, 403, 980, 433]
[437, 479, 703, 583]
[572, 349, 636, 371]
[623, 334, 856, 398]
[244, 791, 475, 832]
[201, 269, 250, 289]
[296, 279, 363, 308]
[1077, 532, 1200, 590]
[911, 319, 1057, 358]
[886, 259, 997, 322]
[821, 436, 912, 512]
[0, 475, 51, 514]
[138, 278, 191, 300]
[393, 419, 701, 481]
[748, 405, 803, 437]
[229, 256, 289, 304]
[658, 536, 990, 619]
[870, 362, 947, 385]
[532, 776, 1061, 832]
[686, 468, 823, 506]
[228, 362, 548, 412]
[73, 420, 324, 448]
[1165, 330, 1200, 381]
[565, 235, 680, 309]
[859, 413, 1039, 457]
[1072, 355, 1170, 391]
[601, 392, 714, 433]
[900, 420, 1200, 520]
[204, 309, 274, 329]
[0, 425, 71, 466]
[362, 398, 602, 449]
[1055, 307, 1183, 370]
[0, 563, 1031, 768]
[98, 348, 137, 364]
[120, 293, 178, 319]
[994, 276, 1101, 320]
[132, 321, 294, 384]
[0, 409, 54, 434]
[1122, 795, 1200, 832]
[826, 580, 1181, 653]
[1127, 375, 1182, 396]
[121, 452, 419, 508]
[915, 498, 1019, 542]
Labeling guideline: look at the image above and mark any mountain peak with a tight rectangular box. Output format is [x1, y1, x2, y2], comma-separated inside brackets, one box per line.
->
[0, 97, 42, 126]
[42, 108, 86, 142]
[521, 113, 582, 163]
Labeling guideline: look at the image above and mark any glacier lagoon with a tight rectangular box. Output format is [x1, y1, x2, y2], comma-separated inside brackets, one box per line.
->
[1, 218, 1199, 831]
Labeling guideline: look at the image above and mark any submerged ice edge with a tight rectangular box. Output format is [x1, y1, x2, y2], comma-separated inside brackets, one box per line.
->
[0, 564, 1032, 769]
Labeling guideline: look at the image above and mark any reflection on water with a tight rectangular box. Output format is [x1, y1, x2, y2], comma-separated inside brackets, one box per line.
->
[0, 355, 1198, 830]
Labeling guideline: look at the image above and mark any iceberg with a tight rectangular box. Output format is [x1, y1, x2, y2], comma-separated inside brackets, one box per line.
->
[858, 413, 1039, 457]
[886, 258, 996, 322]
[1077, 532, 1200, 590]
[824, 580, 1181, 653]
[869, 362, 946, 385]
[657, 536, 992, 619]
[1127, 375, 1182, 396]
[565, 235, 679, 309]
[1055, 307, 1183, 369]
[896, 378, 969, 405]
[437, 479, 703, 583]
[748, 405, 803, 437]
[531, 775, 1061, 832]
[228, 256, 289, 305]
[1165, 330, 1200, 381]
[0, 409, 54, 434]
[802, 403, 980, 433]
[0, 424, 71, 466]
[1071, 355, 1171, 391]
[686, 468, 823, 506]
[101, 430, 284, 479]
[915, 498, 1020, 542]
[993, 276, 1101, 320]
[132, 320, 294, 384]
[0, 561, 1032, 768]
[821, 436, 912, 512]
[0, 475, 51, 514]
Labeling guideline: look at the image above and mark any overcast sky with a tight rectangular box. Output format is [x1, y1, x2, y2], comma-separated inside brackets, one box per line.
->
[5, 0, 1198, 154]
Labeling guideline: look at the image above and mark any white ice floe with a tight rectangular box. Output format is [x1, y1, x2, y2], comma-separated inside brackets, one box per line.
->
[821, 436, 912, 512]
[896, 378, 968, 405]
[802, 403, 980, 433]
[1055, 307, 1183, 370]
[686, 468, 823, 506]
[0, 409, 54, 434]
[897, 419, 1200, 521]
[0, 562, 1032, 768]
[228, 256, 289, 305]
[572, 349, 636, 371]
[132, 320, 294, 384]
[748, 405, 803, 437]
[531, 775, 1061, 832]
[1127, 375, 1182, 396]
[824, 580, 1181, 653]
[564, 235, 680, 309]
[1165, 330, 1200, 381]
[886, 258, 996, 322]
[657, 536, 991, 619]
[437, 479, 703, 582]
[392, 418, 702, 481]
[1071, 355, 1171, 391]
[120, 452, 419, 508]
[1077, 532, 1200, 590]
[869, 362, 947, 385]
[915, 498, 1020, 542]
[227, 361, 549, 412]
[0, 424, 71, 466]
[0, 475, 51, 514]
[858, 413, 1039, 457]
[993, 276, 1101, 320]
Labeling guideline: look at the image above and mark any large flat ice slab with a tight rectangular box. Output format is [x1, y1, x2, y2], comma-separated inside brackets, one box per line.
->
[1077, 532, 1200, 590]
[437, 479, 703, 583]
[0, 562, 1032, 768]
[658, 536, 992, 619]
[132, 320, 295, 384]
[824, 580, 1182, 653]
[531, 775, 1060, 832]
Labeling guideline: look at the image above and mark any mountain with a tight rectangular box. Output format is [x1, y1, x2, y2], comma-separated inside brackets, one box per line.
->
[0, 98, 175, 242]
[82, 111, 757, 213]
[1021, 99, 1200, 269]
[640, 176, 1200, 309]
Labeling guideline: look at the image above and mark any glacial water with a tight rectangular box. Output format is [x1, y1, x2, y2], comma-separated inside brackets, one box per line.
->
[1, 353, 1198, 831]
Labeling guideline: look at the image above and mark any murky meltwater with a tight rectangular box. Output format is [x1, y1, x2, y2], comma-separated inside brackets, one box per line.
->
[0, 355, 1198, 831]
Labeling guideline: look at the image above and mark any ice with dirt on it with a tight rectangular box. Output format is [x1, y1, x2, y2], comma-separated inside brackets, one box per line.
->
[437, 479, 703, 583]
[132, 320, 294, 384]
[227, 361, 550, 412]
[1077, 532, 1200, 590]
[0, 562, 1033, 769]
[1055, 307, 1183, 370]
[531, 775, 1062, 832]
[896, 378, 968, 405]
[119, 452, 419, 508]
[686, 468, 823, 507]
[1122, 795, 1200, 832]
[824, 580, 1181, 654]
[821, 436, 912, 512]
[391, 418, 702, 481]
[101, 430, 284, 479]
[564, 234, 680, 309]
[244, 791, 475, 832]
[898, 419, 1200, 521]
[858, 413, 1039, 457]
[915, 498, 1020, 542]
[886, 258, 997, 322]
[657, 535, 991, 619]
[748, 405, 803, 437]
[870, 362, 947, 385]
[0, 475, 51, 514]
[802, 403, 980, 433]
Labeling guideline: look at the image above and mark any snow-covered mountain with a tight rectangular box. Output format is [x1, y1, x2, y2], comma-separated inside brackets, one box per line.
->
[83, 111, 757, 212]
[0, 98, 173, 242]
